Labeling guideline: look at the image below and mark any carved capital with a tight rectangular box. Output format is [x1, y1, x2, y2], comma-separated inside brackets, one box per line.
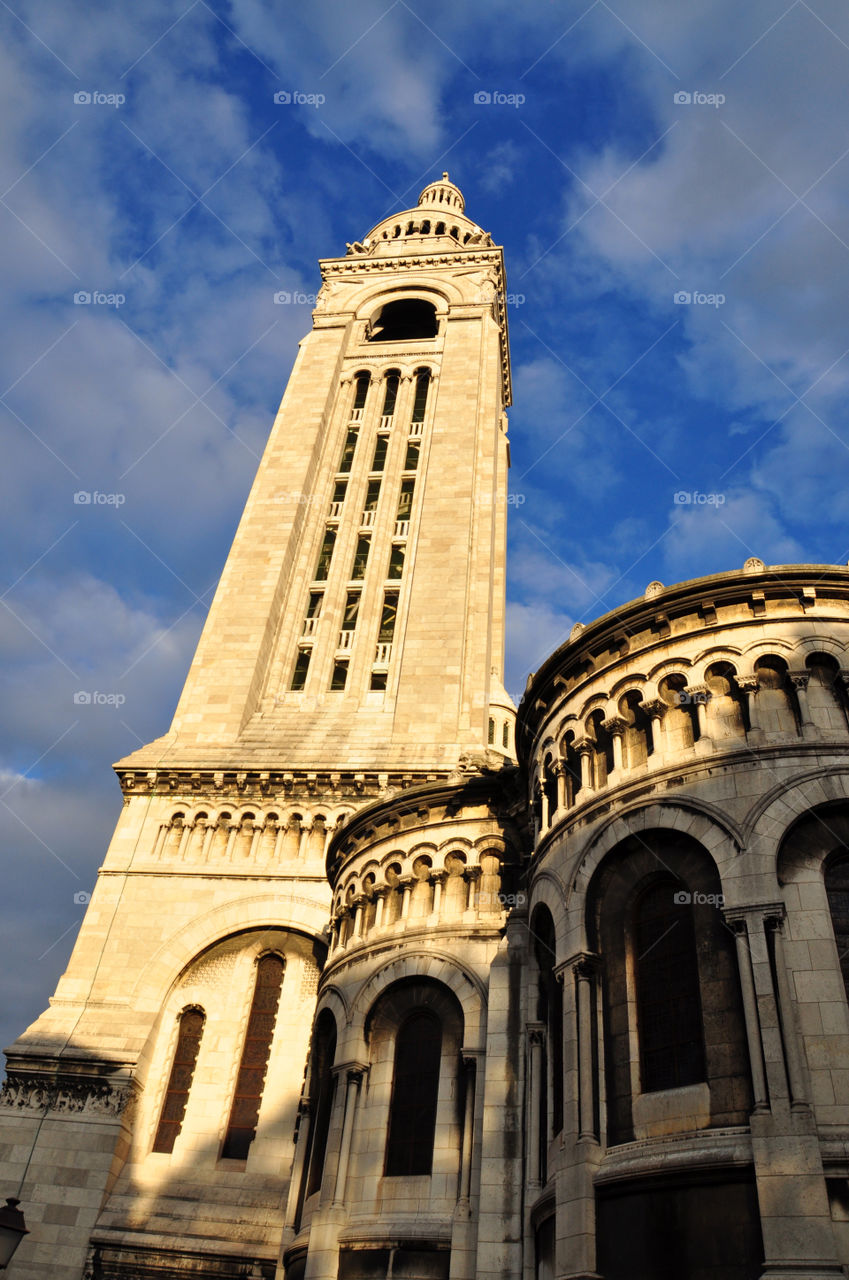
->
[735, 676, 760, 695]
[639, 697, 667, 719]
[788, 671, 810, 690]
[601, 715, 628, 737]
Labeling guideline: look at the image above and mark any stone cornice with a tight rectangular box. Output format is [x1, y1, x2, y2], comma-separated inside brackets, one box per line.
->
[115, 766, 456, 804]
[0, 1069, 137, 1118]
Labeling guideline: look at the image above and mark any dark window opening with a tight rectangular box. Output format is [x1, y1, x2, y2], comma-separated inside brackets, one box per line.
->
[488, 717, 495, 745]
[385, 1010, 442, 1176]
[331, 660, 349, 691]
[371, 434, 389, 472]
[404, 439, 420, 470]
[382, 372, 400, 416]
[306, 592, 323, 619]
[364, 479, 381, 511]
[305, 1012, 337, 1200]
[411, 369, 431, 423]
[153, 1007, 205, 1154]
[338, 428, 358, 473]
[222, 955, 284, 1159]
[397, 480, 415, 522]
[370, 670, 388, 690]
[351, 535, 371, 580]
[352, 373, 369, 411]
[635, 880, 706, 1092]
[291, 648, 312, 691]
[369, 299, 438, 342]
[342, 590, 360, 630]
[379, 592, 399, 644]
[314, 527, 336, 580]
[332, 480, 347, 504]
[388, 544, 405, 579]
[826, 852, 849, 1003]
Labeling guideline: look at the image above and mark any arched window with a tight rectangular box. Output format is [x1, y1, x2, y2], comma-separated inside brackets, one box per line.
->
[533, 907, 563, 1138]
[222, 953, 285, 1159]
[381, 371, 400, 417]
[411, 368, 431, 423]
[369, 299, 438, 342]
[153, 1007, 205, 1153]
[825, 852, 849, 1002]
[385, 1010, 442, 1176]
[634, 880, 705, 1092]
[305, 1009, 337, 1199]
[351, 372, 370, 414]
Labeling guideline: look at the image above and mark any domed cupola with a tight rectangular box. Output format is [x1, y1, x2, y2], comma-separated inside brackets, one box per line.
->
[417, 171, 465, 213]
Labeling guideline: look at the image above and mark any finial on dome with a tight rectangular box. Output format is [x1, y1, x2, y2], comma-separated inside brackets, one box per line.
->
[417, 172, 465, 213]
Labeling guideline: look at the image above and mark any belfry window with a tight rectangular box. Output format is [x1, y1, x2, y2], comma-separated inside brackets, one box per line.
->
[314, 527, 336, 581]
[369, 299, 438, 342]
[397, 480, 415, 522]
[330, 659, 349, 691]
[411, 369, 430, 423]
[403, 439, 420, 471]
[379, 592, 399, 644]
[351, 373, 369, 416]
[222, 954, 285, 1159]
[338, 429, 358, 473]
[635, 880, 705, 1092]
[351, 535, 371, 580]
[290, 647, 311, 691]
[381, 371, 400, 417]
[388, 544, 405, 579]
[153, 1007, 205, 1154]
[371, 434, 389, 472]
[384, 1010, 442, 1176]
[342, 590, 360, 631]
[825, 853, 849, 1003]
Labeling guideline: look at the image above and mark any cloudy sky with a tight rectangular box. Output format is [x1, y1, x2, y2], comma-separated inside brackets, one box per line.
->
[2, 0, 848, 1052]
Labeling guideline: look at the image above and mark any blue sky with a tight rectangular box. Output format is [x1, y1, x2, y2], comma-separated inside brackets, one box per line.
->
[2, 0, 849, 1051]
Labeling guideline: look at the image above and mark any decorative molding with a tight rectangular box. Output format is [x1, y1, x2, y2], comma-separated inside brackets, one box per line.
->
[0, 1072, 136, 1118]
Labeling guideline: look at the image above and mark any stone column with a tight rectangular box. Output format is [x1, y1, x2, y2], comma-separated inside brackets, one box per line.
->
[687, 684, 711, 742]
[432, 871, 446, 918]
[789, 671, 814, 736]
[736, 675, 761, 735]
[373, 889, 386, 930]
[527, 1023, 545, 1192]
[639, 697, 667, 757]
[399, 877, 413, 919]
[765, 909, 809, 1110]
[724, 912, 770, 1112]
[466, 866, 481, 912]
[573, 956, 599, 1141]
[457, 1055, 476, 1208]
[602, 716, 627, 773]
[283, 1103, 311, 1235]
[332, 1068, 364, 1206]
[577, 740, 593, 792]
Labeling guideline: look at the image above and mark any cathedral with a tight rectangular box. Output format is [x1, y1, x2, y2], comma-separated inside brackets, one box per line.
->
[3, 174, 849, 1280]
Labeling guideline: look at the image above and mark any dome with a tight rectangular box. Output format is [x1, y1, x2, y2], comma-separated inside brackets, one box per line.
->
[417, 171, 465, 213]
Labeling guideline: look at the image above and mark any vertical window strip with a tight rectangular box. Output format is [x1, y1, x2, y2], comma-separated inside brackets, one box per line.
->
[291, 648, 311, 691]
[222, 954, 285, 1159]
[314, 527, 336, 581]
[153, 1008, 205, 1154]
[411, 369, 430, 424]
[635, 882, 705, 1092]
[385, 1010, 442, 1176]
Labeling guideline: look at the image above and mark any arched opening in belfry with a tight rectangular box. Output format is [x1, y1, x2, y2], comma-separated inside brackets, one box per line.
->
[368, 298, 438, 341]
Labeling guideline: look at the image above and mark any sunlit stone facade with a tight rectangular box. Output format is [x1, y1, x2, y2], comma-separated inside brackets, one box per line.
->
[3, 179, 849, 1280]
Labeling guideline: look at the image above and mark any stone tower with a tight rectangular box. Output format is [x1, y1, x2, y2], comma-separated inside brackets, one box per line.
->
[0, 175, 518, 1280]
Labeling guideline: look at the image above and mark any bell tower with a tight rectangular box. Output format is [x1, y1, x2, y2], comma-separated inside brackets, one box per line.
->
[0, 176, 515, 1280]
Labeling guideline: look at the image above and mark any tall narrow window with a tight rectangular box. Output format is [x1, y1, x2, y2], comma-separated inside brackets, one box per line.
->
[371, 434, 389, 472]
[397, 480, 415, 522]
[305, 1011, 337, 1198]
[341, 590, 360, 631]
[634, 881, 705, 1092]
[330, 660, 349, 690]
[826, 853, 849, 1002]
[290, 647, 312, 691]
[338, 428, 358, 473]
[153, 1007, 205, 1154]
[403, 439, 420, 471]
[351, 373, 369, 416]
[222, 954, 285, 1159]
[332, 480, 347, 504]
[388, 544, 405, 579]
[305, 592, 323, 620]
[379, 592, 398, 643]
[381, 372, 400, 418]
[364, 479, 381, 512]
[385, 1010, 442, 1176]
[351, 535, 371, 580]
[314, 527, 336, 581]
[411, 369, 430, 423]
